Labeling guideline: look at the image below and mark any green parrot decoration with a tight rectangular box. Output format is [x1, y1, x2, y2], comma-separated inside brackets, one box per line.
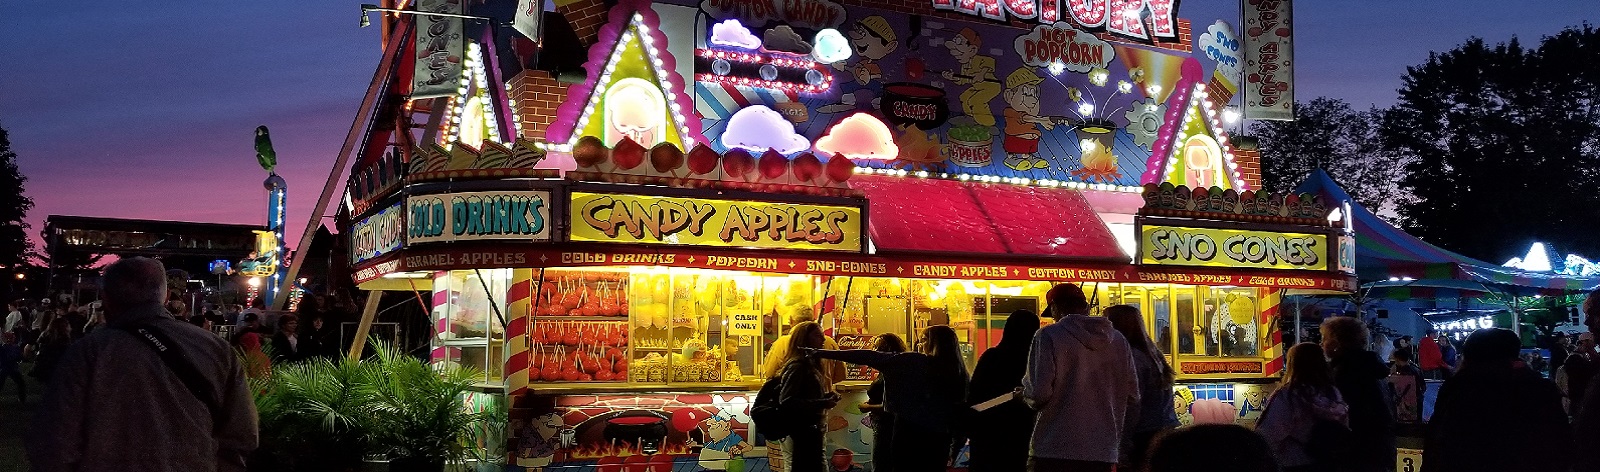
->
[255, 125, 277, 173]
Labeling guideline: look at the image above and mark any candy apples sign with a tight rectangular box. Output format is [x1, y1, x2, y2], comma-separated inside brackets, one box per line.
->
[699, 0, 847, 30]
[570, 192, 864, 252]
[933, 0, 1179, 42]
[1016, 22, 1115, 72]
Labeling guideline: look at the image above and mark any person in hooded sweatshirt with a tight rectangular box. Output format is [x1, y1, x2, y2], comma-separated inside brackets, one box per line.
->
[965, 309, 1041, 472]
[1422, 328, 1569, 472]
[1022, 283, 1138, 472]
[1320, 316, 1394, 472]
[1105, 305, 1176, 470]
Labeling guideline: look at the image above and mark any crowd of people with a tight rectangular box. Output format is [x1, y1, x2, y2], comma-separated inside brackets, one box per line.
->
[14, 258, 1600, 472]
[757, 282, 1600, 472]
[1, 272, 358, 403]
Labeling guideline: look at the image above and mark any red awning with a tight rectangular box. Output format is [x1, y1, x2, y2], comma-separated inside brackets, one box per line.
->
[849, 175, 1126, 261]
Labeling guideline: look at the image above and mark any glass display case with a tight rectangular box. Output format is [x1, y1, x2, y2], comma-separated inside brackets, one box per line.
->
[432, 269, 511, 381]
[431, 267, 1280, 388]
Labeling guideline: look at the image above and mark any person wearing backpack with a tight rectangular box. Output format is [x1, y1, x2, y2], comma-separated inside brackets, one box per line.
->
[757, 321, 839, 472]
[806, 325, 970, 471]
[1422, 328, 1570, 472]
[1256, 342, 1350, 472]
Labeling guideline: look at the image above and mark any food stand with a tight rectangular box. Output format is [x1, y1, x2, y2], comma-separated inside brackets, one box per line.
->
[339, 0, 1352, 469]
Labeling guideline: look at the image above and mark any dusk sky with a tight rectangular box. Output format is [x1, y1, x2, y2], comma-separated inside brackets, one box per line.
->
[1, 1, 1594, 248]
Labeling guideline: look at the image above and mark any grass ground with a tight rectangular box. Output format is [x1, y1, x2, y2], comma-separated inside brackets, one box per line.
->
[0, 363, 32, 472]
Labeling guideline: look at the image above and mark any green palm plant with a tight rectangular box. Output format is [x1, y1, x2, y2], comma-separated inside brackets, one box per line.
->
[251, 351, 383, 472]
[365, 340, 489, 472]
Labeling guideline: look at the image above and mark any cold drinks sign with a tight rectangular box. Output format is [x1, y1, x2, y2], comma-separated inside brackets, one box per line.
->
[1139, 225, 1328, 271]
[407, 191, 553, 244]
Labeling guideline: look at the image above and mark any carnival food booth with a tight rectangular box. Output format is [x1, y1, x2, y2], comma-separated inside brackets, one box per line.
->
[341, 0, 1339, 469]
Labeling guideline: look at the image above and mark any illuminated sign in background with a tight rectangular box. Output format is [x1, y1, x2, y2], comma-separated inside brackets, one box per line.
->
[407, 191, 552, 244]
[569, 192, 863, 252]
[350, 203, 406, 264]
[680, 0, 1245, 189]
[1140, 225, 1328, 271]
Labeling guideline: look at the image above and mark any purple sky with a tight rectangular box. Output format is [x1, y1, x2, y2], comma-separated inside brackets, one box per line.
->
[1, 1, 1594, 248]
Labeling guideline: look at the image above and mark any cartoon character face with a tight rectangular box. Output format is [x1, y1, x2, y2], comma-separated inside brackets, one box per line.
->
[703, 416, 733, 441]
[533, 412, 564, 439]
[945, 34, 978, 62]
[847, 18, 897, 61]
[1004, 83, 1041, 116]
[603, 78, 667, 147]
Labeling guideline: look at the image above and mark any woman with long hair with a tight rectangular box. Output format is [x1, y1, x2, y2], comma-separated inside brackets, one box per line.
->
[1256, 343, 1350, 472]
[1104, 305, 1177, 470]
[29, 317, 73, 381]
[773, 321, 840, 472]
[1321, 317, 1395, 472]
[965, 310, 1040, 472]
[860, 333, 908, 472]
[809, 325, 969, 471]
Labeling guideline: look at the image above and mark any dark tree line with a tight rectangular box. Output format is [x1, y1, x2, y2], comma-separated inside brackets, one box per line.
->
[1255, 25, 1600, 263]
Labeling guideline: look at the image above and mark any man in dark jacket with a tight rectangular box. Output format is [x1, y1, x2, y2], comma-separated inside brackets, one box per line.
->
[1322, 316, 1395, 472]
[1423, 328, 1570, 472]
[26, 257, 258, 471]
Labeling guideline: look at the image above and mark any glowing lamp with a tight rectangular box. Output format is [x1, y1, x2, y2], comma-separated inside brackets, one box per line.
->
[709, 19, 761, 50]
[814, 113, 898, 160]
[811, 28, 852, 63]
[721, 105, 811, 154]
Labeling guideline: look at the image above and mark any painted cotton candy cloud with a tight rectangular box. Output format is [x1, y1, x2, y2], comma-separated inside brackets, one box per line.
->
[721, 105, 811, 154]
[710, 19, 761, 50]
[763, 25, 811, 54]
[814, 113, 898, 160]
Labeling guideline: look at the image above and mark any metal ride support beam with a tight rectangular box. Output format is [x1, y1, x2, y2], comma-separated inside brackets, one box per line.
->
[347, 291, 385, 360]
[270, 20, 413, 311]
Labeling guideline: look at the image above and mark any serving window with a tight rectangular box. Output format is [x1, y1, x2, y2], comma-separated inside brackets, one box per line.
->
[431, 268, 1281, 389]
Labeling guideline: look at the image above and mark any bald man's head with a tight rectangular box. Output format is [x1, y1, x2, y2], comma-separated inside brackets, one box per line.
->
[102, 257, 168, 318]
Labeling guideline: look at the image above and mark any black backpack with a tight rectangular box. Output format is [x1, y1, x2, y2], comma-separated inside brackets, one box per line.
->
[751, 375, 794, 440]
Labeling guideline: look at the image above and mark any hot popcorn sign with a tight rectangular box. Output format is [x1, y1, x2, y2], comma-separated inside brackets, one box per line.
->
[1015, 22, 1115, 71]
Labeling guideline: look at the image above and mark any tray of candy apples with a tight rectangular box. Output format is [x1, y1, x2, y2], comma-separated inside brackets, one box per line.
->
[529, 321, 630, 382]
[537, 272, 628, 317]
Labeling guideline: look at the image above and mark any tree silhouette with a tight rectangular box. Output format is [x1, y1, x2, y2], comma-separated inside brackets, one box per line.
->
[1251, 97, 1411, 225]
[1383, 26, 1600, 261]
[0, 125, 34, 272]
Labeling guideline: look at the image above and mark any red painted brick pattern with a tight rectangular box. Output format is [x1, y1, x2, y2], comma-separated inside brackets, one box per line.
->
[557, 0, 610, 46]
[508, 70, 568, 141]
[1234, 146, 1262, 189]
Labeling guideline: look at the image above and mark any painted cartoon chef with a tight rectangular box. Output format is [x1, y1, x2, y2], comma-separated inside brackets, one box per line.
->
[688, 415, 751, 470]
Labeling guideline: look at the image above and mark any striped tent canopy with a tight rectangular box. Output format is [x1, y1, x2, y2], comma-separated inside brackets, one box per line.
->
[1296, 169, 1600, 296]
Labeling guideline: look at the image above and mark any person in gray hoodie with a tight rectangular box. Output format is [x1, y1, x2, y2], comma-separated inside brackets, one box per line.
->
[1022, 283, 1139, 472]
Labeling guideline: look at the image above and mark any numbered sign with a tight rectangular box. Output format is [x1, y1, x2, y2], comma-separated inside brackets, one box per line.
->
[1396, 448, 1423, 472]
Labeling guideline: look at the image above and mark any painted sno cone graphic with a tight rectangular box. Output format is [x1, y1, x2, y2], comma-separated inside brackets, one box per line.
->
[1116, 44, 1187, 104]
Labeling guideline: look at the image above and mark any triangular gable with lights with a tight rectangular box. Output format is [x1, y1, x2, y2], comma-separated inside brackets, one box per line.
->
[544, 0, 703, 152]
[1141, 66, 1248, 191]
[437, 39, 521, 151]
